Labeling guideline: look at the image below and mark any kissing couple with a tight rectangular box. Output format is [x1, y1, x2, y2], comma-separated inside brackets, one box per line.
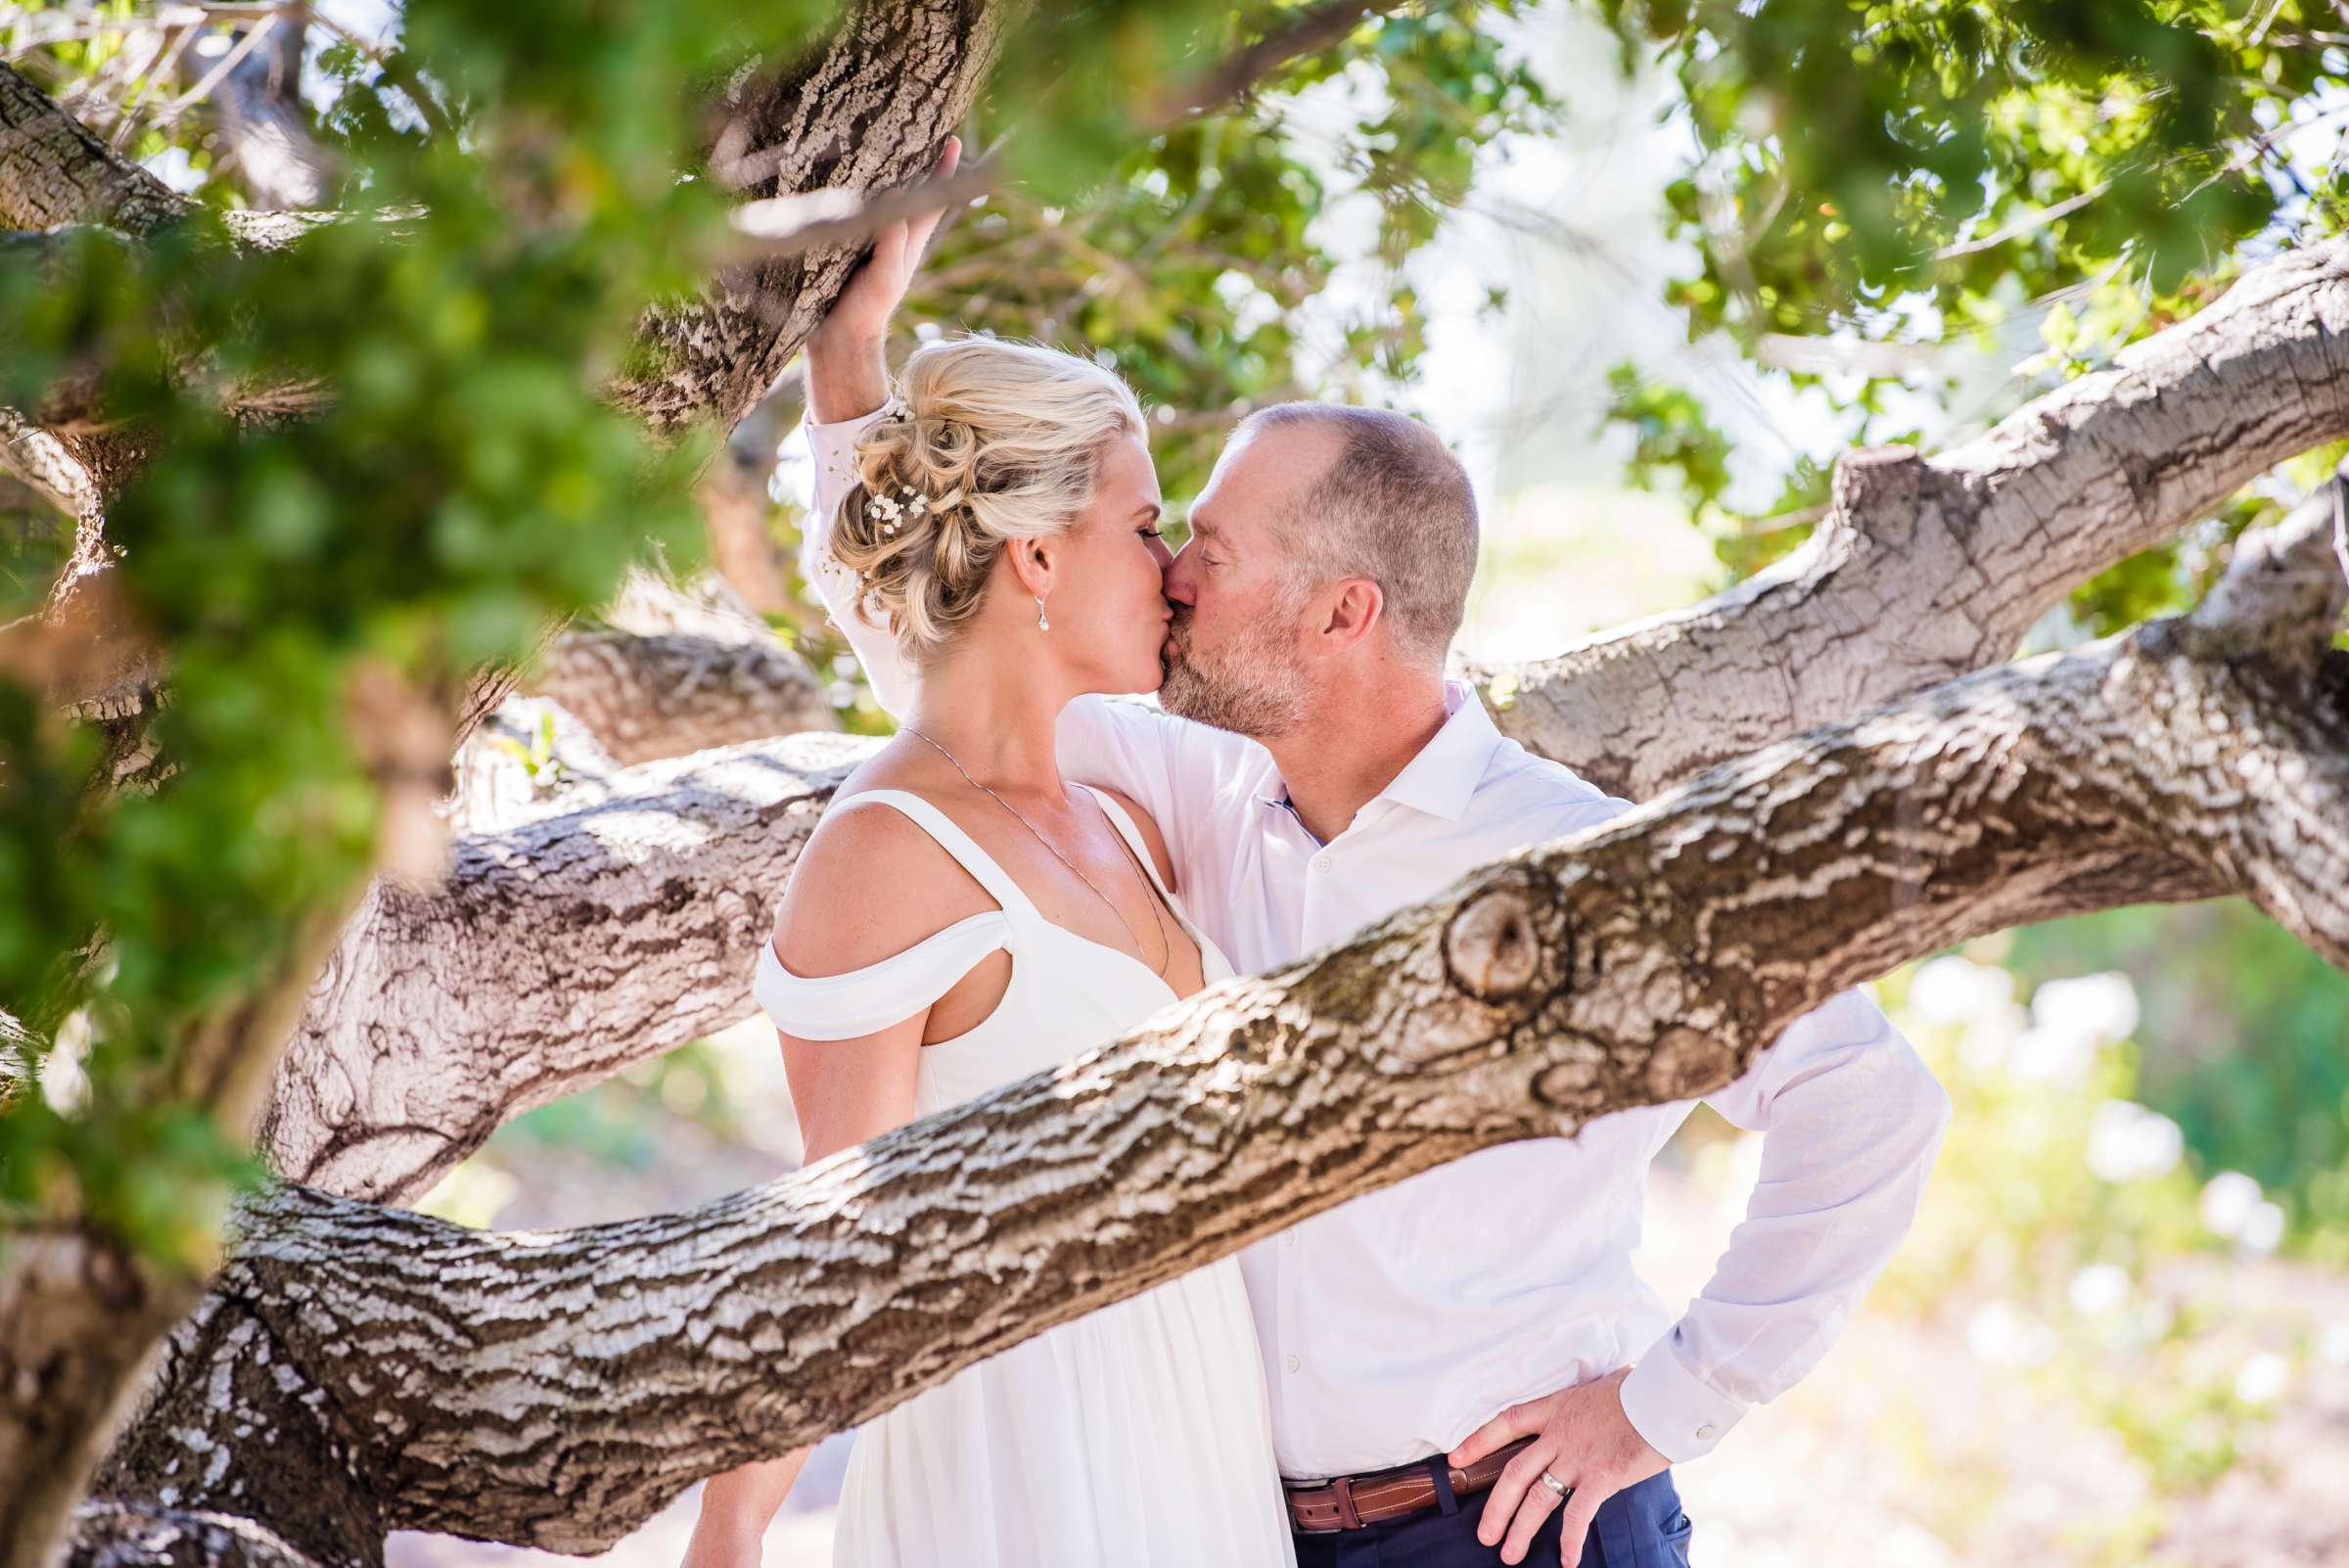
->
[684, 139, 1950, 1568]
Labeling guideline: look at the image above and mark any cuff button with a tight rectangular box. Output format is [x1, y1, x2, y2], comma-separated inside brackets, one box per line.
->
[1695, 1425, 1715, 1440]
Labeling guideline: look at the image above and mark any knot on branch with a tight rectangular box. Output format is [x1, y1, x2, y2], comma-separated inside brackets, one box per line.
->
[1823, 444, 1928, 549]
[2185, 468, 2349, 673]
[1443, 879, 1547, 1001]
[1644, 1027, 1735, 1102]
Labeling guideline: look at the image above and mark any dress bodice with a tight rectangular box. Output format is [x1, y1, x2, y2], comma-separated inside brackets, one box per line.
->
[753, 784, 1234, 1116]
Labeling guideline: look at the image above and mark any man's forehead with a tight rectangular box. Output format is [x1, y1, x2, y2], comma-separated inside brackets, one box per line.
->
[1205, 419, 1343, 512]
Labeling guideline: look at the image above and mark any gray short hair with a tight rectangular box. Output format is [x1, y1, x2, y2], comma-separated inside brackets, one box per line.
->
[1237, 402, 1477, 666]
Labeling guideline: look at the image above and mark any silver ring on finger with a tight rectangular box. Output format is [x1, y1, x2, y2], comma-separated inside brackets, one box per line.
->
[1539, 1470, 1570, 1499]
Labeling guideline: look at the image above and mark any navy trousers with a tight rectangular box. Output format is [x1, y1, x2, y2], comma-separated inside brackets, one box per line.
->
[1290, 1466, 1691, 1568]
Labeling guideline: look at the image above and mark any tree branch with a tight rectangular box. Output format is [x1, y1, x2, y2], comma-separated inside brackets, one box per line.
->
[258, 733, 866, 1202]
[1149, 0, 1400, 123]
[91, 567, 2349, 1562]
[0, 61, 193, 235]
[1475, 237, 2349, 799]
[617, 0, 1016, 435]
[527, 578, 836, 766]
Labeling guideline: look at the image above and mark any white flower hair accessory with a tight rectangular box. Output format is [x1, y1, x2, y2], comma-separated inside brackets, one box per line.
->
[862, 484, 963, 537]
[878, 393, 913, 423]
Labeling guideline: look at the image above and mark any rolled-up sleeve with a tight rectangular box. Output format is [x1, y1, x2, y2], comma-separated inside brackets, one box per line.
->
[1618, 988, 1952, 1461]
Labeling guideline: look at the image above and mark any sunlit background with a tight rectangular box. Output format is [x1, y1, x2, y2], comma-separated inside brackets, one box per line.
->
[17, 1, 2344, 1564]
[410, 10, 2349, 1566]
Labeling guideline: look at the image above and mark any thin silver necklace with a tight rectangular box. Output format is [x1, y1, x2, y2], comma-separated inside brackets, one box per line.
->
[900, 725, 1173, 977]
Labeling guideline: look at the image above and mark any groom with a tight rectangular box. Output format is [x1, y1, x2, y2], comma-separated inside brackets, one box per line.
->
[803, 147, 1952, 1568]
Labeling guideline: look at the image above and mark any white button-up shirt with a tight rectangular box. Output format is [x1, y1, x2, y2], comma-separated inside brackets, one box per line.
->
[800, 411, 1953, 1478]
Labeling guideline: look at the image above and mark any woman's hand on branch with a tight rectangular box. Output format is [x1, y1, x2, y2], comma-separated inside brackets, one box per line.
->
[806, 136, 960, 424]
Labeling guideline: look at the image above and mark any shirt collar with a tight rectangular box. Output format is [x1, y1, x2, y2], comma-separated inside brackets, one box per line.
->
[1258, 678, 1502, 826]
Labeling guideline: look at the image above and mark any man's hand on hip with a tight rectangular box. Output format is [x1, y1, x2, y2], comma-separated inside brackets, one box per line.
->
[1447, 1368, 1667, 1566]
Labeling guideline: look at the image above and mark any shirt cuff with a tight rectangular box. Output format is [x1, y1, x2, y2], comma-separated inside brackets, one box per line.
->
[1617, 1336, 1749, 1463]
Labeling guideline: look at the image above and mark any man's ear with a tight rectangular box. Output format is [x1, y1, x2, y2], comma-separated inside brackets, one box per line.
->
[1313, 576, 1384, 653]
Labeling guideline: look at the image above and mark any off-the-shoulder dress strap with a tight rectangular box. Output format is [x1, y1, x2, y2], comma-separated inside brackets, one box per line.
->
[752, 789, 1038, 1040]
[754, 911, 1011, 1040]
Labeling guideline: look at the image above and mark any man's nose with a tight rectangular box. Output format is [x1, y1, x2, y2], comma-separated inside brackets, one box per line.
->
[1163, 540, 1198, 605]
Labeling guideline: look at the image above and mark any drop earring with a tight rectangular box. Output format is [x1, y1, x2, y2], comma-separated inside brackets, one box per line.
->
[1036, 594, 1050, 632]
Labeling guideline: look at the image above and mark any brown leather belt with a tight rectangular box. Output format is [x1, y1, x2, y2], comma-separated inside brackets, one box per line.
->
[1284, 1437, 1540, 1534]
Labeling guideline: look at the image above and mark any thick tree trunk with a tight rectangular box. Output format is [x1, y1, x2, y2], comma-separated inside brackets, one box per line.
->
[10, 8, 2348, 1564]
[77, 494, 2349, 1566]
[0, 1237, 199, 1568]
[616, 0, 1015, 435]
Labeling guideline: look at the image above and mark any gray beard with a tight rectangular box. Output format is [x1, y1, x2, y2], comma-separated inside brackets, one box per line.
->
[1157, 620, 1310, 740]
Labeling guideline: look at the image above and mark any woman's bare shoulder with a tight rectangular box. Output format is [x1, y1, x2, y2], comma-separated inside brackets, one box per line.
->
[774, 785, 999, 978]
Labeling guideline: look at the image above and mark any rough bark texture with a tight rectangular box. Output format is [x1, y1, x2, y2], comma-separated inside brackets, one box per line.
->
[615, 0, 1016, 435]
[258, 732, 870, 1202]
[80, 503, 2349, 1563]
[0, 63, 194, 236]
[1471, 239, 2349, 799]
[526, 569, 834, 765]
[238, 235, 2349, 1211]
[6, 6, 2347, 1564]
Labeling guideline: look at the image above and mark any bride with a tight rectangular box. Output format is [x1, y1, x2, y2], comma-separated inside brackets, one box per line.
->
[682, 141, 1295, 1568]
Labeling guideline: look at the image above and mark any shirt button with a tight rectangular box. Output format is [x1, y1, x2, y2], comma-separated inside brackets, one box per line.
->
[1312, 854, 1332, 873]
[1284, 1355, 1301, 1373]
[1696, 1425, 1715, 1440]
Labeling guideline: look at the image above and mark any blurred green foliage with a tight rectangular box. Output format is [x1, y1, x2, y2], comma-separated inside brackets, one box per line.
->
[6, 0, 2345, 1321]
[1588, 1, 2349, 624]
[2006, 902, 2349, 1262]
[0, 0, 1569, 1273]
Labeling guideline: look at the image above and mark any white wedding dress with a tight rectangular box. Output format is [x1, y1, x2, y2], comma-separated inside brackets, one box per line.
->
[753, 784, 1297, 1568]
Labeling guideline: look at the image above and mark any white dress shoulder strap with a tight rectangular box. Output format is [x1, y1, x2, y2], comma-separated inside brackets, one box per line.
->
[752, 788, 1033, 1041]
[1080, 784, 1236, 985]
[754, 912, 1010, 1040]
[1080, 784, 1174, 902]
[847, 789, 1039, 917]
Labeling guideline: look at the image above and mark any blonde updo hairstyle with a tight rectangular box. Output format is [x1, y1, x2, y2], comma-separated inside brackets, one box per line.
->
[831, 337, 1148, 666]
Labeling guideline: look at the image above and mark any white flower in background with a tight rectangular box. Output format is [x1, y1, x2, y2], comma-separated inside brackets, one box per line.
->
[2086, 1100, 2185, 1182]
[2199, 1171, 2264, 1237]
[2238, 1199, 2286, 1256]
[2068, 1263, 2131, 1316]
[2320, 1324, 2349, 1364]
[2234, 1351, 2289, 1405]
[1909, 954, 2015, 1027]
[1967, 1302, 2026, 1363]
[1957, 1015, 2018, 1075]
[2008, 1024, 2098, 1084]
[2031, 972, 2141, 1046]
[39, 1007, 94, 1116]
